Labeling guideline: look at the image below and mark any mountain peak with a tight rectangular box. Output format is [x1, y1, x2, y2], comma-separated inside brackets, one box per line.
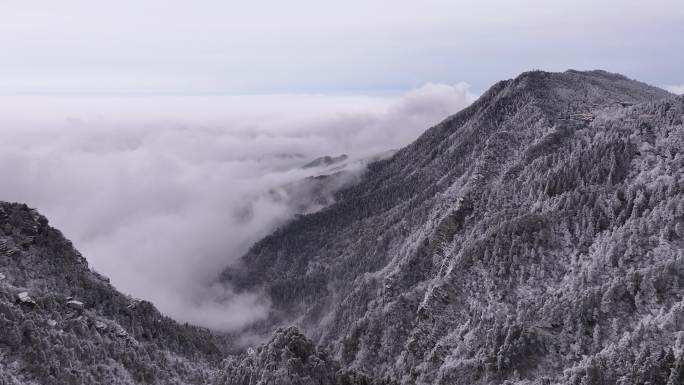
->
[494, 69, 668, 108]
[220, 70, 684, 384]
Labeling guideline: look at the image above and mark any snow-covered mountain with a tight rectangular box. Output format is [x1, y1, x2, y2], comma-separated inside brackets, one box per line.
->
[220, 70, 684, 384]
[2, 69, 684, 384]
[0, 202, 222, 384]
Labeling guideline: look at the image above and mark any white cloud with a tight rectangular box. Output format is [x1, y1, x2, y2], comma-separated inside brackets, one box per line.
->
[0, 83, 473, 330]
[663, 84, 684, 95]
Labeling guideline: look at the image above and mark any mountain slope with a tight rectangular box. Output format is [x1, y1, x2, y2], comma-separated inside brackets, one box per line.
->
[3, 69, 683, 385]
[0, 202, 222, 384]
[221, 70, 684, 384]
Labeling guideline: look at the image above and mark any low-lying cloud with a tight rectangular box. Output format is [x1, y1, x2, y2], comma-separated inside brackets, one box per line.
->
[663, 84, 684, 95]
[0, 83, 473, 330]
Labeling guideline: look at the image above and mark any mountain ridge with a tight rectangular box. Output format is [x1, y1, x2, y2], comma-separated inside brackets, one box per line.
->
[219, 69, 684, 384]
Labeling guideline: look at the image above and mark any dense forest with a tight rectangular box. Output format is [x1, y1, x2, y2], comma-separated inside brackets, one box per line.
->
[0, 202, 222, 384]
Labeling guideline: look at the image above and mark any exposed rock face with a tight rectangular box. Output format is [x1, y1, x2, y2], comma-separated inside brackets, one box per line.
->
[0, 202, 221, 384]
[221, 70, 684, 384]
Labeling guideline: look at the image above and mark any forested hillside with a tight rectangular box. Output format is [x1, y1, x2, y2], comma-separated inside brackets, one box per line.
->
[0, 202, 221, 384]
[221, 70, 684, 384]
[0, 204, 382, 385]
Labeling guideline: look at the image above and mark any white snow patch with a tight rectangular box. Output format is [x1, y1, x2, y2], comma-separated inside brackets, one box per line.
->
[17, 291, 36, 305]
[66, 299, 84, 309]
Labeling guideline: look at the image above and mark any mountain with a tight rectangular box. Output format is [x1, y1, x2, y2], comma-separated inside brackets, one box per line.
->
[0, 202, 223, 384]
[275, 150, 400, 215]
[303, 154, 350, 169]
[2, 69, 683, 385]
[220, 70, 684, 384]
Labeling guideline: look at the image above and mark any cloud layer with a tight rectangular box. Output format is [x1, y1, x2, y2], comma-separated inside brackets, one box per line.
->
[0, 84, 473, 330]
[663, 84, 684, 95]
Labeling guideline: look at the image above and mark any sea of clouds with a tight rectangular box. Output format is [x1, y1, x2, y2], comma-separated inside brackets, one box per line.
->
[0, 83, 473, 330]
[664, 84, 684, 95]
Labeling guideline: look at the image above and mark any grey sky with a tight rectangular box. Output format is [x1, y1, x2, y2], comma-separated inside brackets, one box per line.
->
[1, 0, 682, 94]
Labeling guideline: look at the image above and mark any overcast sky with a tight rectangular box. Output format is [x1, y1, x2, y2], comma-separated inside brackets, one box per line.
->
[1, 0, 683, 95]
